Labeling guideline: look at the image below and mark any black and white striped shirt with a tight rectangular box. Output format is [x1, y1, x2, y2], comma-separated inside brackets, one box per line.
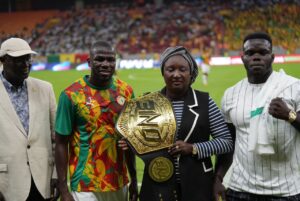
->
[222, 75, 300, 196]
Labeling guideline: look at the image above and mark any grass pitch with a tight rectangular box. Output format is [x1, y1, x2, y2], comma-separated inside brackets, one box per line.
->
[31, 63, 300, 105]
[30, 63, 300, 184]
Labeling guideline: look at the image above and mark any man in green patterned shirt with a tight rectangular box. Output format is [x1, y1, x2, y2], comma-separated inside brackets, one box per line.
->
[55, 41, 137, 201]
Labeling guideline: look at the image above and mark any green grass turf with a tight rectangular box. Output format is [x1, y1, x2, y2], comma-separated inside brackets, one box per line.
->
[30, 63, 300, 184]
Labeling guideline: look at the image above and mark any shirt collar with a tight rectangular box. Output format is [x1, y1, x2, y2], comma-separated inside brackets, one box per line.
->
[0, 71, 27, 90]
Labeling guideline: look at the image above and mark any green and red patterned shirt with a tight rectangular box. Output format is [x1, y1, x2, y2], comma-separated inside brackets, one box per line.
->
[55, 75, 134, 192]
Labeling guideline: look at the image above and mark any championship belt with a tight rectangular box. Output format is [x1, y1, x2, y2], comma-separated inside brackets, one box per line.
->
[116, 91, 177, 155]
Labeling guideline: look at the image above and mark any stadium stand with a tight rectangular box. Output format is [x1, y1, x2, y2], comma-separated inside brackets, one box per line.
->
[0, 10, 59, 42]
[1, 0, 300, 58]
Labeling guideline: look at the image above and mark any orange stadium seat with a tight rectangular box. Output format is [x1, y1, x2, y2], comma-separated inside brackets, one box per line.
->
[0, 10, 58, 37]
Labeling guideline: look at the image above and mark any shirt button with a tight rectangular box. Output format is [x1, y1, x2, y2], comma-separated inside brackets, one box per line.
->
[27, 145, 30, 149]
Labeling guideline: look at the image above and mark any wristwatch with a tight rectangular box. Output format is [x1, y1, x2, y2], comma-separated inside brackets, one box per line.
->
[288, 110, 297, 123]
[192, 144, 198, 156]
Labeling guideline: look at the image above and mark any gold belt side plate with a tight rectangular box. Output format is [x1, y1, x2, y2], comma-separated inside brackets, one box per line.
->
[148, 157, 174, 182]
[116, 92, 177, 154]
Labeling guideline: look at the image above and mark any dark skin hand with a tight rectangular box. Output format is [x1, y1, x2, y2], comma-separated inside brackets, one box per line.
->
[213, 181, 226, 201]
[213, 123, 236, 201]
[117, 138, 138, 201]
[213, 153, 232, 201]
[128, 179, 138, 201]
[125, 148, 138, 201]
[55, 134, 75, 201]
[0, 191, 5, 201]
[268, 97, 290, 120]
[168, 140, 193, 156]
[50, 178, 60, 199]
[269, 97, 300, 131]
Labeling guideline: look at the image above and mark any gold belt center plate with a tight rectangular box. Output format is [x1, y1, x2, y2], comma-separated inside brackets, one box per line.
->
[116, 92, 177, 154]
[148, 156, 174, 182]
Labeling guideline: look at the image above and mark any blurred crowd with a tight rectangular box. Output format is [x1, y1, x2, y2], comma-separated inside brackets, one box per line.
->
[223, 2, 300, 54]
[1, 0, 300, 56]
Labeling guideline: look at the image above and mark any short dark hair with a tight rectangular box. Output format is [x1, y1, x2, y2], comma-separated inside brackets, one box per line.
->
[243, 32, 272, 49]
[89, 40, 114, 55]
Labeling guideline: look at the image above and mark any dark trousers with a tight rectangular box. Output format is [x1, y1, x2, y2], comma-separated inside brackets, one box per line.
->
[26, 177, 45, 201]
[226, 188, 300, 201]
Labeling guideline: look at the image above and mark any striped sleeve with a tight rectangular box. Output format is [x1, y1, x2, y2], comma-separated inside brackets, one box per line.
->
[195, 97, 233, 159]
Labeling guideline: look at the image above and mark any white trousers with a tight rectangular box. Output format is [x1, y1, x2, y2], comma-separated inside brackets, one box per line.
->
[72, 186, 128, 201]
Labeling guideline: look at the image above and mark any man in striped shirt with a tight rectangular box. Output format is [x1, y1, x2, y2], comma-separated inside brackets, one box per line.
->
[214, 32, 300, 201]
